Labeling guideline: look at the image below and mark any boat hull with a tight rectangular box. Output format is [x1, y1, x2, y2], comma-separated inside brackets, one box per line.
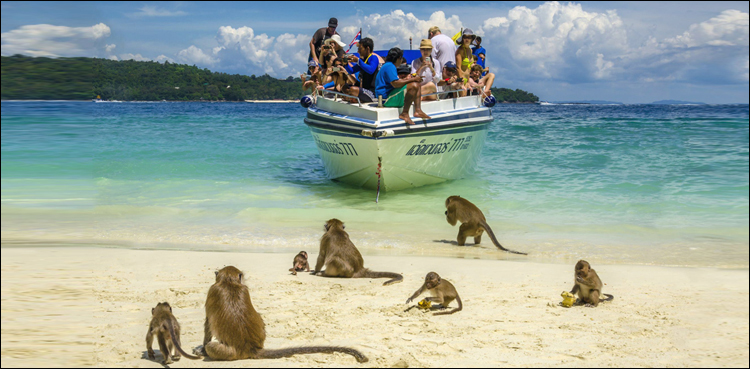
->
[304, 98, 492, 191]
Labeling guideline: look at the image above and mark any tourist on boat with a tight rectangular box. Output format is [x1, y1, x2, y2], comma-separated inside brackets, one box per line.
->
[322, 57, 358, 92]
[374, 47, 431, 125]
[472, 36, 486, 72]
[428, 26, 457, 71]
[437, 61, 467, 98]
[319, 53, 338, 85]
[323, 35, 347, 59]
[340, 83, 376, 104]
[309, 17, 340, 65]
[467, 64, 495, 98]
[345, 37, 379, 94]
[410, 39, 441, 101]
[301, 60, 322, 92]
[455, 28, 477, 84]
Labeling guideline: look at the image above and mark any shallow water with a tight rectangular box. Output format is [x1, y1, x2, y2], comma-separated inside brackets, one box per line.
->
[2, 101, 748, 267]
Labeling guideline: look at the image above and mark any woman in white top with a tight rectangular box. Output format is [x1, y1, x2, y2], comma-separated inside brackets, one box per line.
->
[410, 39, 442, 101]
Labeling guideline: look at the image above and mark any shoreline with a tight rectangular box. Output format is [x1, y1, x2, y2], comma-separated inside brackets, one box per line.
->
[2, 246, 748, 367]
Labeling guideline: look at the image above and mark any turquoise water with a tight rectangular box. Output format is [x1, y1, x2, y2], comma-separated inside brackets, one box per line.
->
[2, 101, 748, 267]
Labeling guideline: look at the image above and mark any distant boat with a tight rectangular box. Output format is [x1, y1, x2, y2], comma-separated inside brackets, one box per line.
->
[92, 95, 103, 102]
[538, 101, 554, 105]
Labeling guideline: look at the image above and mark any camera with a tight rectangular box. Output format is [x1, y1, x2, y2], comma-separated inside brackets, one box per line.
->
[332, 66, 340, 72]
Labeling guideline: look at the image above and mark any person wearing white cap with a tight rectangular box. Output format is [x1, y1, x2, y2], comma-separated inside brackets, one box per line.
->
[323, 34, 347, 59]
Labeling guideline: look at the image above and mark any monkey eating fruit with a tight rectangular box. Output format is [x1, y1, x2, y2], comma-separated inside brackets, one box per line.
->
[570, 260, 614, 307]
[405, 272, 463, 315]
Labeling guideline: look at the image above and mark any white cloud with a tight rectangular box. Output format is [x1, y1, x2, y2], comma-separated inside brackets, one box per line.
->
[1, 23, 111, 57]
[118, 53, 150, 62]
[177, 45, 219, 66]
[155, 54, 175, 64]
[342, 10, 463, 50]
[664, 10, 748, 48]
[478, 2, 627, 82]
[175, 26, 310, 77]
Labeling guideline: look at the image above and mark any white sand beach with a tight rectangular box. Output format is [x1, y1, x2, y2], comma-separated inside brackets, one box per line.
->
[1, 247, 747, 367]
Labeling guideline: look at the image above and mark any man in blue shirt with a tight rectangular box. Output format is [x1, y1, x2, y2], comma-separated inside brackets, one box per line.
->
[345, 37, 379, 93]
[472, 36, 487, 76]
[374, 48, 431, 125]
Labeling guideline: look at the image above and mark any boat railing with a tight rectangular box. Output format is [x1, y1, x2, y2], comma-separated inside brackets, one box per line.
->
[318, 88, 481, 108]
[317, 90, 362, 107]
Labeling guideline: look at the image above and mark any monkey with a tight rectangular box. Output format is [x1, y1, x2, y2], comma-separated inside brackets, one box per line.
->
[405, 272, 463, 315]
[570, 260, 614, 307]
[311, 219, 403, 286]
[196, 266, 368, 362]
[146, 302, 201, 364]
[289, 251, 310, 275]
[444, 195, 527, 255]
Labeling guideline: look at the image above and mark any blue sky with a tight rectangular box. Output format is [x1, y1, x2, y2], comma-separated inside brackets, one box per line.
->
[2, 1, 748, 103]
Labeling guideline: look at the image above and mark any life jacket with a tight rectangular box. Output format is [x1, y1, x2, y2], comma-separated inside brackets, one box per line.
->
[358, 53, 382, 91]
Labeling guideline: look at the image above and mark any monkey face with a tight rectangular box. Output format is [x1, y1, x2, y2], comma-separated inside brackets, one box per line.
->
[575, 260, 590, 277]
[300, 251, 308, 259]
[425, 272, 442, 289]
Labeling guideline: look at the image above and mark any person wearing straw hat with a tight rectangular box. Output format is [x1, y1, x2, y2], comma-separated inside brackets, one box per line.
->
[309, 17, 340, 65]
[455, 28, 477, 84]
[410, 39, 442, 101]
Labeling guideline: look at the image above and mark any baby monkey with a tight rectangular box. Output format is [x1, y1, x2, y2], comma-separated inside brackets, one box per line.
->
[405, 272, 463, 315]
[570, 260, 614, 307]
[289, 251, 310, 275]
[146, 302, 200, 364]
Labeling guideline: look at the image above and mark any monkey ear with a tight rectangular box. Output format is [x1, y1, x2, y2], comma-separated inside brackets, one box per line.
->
[215, 271, 219, 277]
[342, 224, 345, 229]
[239, 273, 243, 284]
[324, 223, 330, 231]
[152, 308, 155, 315]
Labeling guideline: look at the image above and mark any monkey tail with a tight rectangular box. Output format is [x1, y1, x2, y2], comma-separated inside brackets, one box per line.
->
[260, 347, 368, 363]
[601, 294, 614, 302]
[357, 269, 403, 285]
[165, 318, 202, 360]
[434, 295, 463, 316]
[479, 220, 527, 255]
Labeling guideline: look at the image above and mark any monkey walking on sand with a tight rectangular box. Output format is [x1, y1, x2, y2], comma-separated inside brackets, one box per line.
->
[289, 251, 310, 275]
[312, 219, 403, 286]
[194, 266, 368, 362]
[405, 272, 463, 315]
[570, 260, 614, 307]
[444, 196, 527, 255]
[146, 302, 201, 364]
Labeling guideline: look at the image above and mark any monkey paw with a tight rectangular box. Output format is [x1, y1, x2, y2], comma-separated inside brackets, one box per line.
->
[147, 352, 155, 360]
[405, 298, 413, 304]
[193, 345, 206, 357]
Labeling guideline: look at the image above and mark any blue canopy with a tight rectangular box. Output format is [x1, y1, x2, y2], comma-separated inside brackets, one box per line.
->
[351, 50, 423, 65]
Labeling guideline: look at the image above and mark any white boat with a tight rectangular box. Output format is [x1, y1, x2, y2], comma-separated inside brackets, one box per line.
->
[303, 92, 495, 192]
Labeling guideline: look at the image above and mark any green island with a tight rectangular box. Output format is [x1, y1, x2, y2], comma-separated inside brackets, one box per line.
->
[1, 55, 538, 103]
